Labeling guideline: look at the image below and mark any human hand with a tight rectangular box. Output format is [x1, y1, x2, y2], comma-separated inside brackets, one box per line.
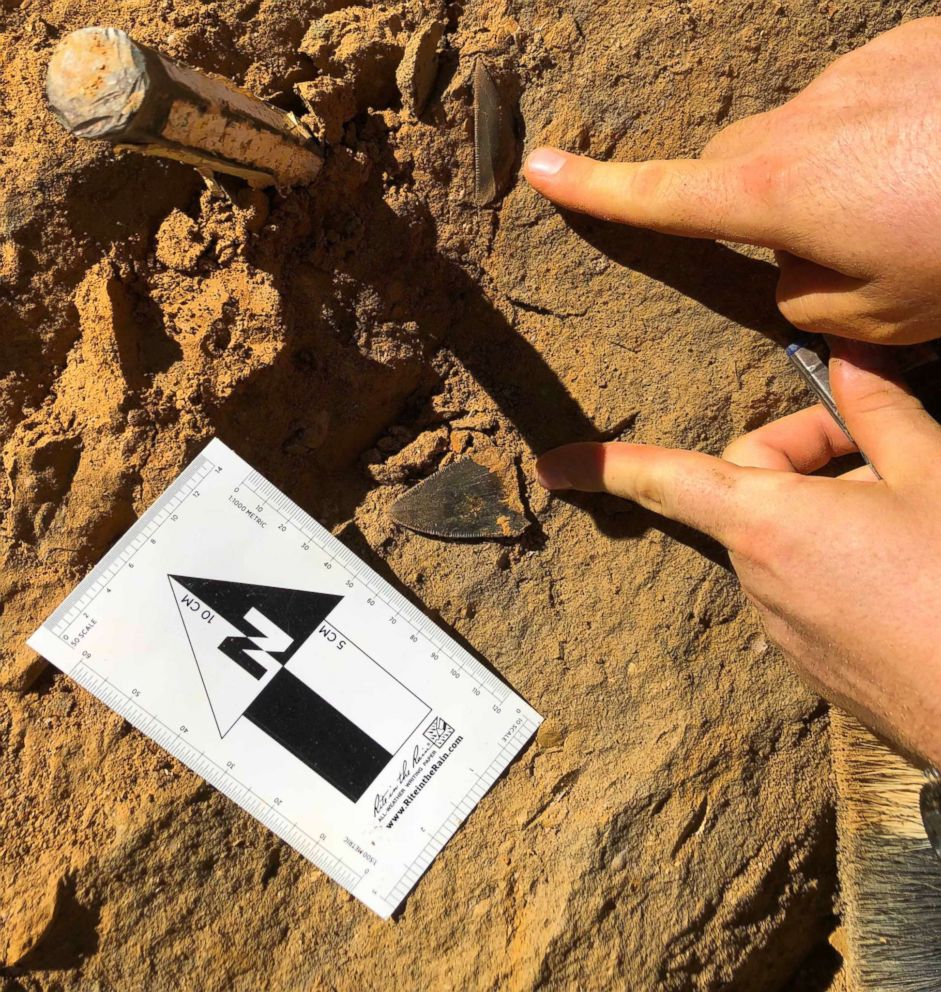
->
[524, 17, 941, 345]
[535, 344, 941, 767]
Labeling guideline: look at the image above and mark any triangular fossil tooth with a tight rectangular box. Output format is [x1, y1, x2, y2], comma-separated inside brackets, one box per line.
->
[390, 453, 529, 540]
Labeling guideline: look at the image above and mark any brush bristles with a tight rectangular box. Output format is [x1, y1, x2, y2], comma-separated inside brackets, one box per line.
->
[830, 709, 941, 991]
[831, 712, 927, 839]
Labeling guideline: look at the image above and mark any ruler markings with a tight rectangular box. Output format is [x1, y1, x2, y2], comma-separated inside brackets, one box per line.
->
[71, 658, 364, 890]
[383, 718, 537, 906]
[49, 456, 215, 638]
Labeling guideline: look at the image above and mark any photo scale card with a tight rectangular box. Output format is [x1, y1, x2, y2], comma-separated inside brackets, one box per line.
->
[29, 438, 542, 917]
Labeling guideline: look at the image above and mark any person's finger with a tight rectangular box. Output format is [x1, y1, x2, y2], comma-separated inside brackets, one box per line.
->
[536, 441, 767, 548]
[523, 146, 785, 244]
[828, 339, 941, 481]
[722, 404, 857, 472]
[839, 464, 879, 482]
[775, 252, 874, 338]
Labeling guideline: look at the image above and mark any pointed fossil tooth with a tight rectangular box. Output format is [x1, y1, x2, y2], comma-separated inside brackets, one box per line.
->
[390, 451, 528, 540]
[473, 59, 516, 206]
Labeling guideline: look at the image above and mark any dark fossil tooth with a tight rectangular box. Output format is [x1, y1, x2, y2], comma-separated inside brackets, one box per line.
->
[390, 452, 528, 540]
[473, 59, 516, 206]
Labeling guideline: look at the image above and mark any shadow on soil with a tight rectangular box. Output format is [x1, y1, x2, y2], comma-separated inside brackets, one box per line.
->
[212, 142, 790, 560]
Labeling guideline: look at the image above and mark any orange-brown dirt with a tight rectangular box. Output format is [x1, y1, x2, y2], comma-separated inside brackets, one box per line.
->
[0, 0, 929, 989]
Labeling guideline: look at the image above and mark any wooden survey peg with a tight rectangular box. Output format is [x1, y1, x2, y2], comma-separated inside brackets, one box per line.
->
[46, 27, 323, 189]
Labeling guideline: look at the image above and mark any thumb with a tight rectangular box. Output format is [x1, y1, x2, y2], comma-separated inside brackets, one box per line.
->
[828, 340, 941, 481]
[536, 441, 766, 550]
[523, 146, 784, 245]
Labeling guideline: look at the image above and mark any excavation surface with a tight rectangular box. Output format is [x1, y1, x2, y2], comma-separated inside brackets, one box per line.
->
[2, 0, 922, 988]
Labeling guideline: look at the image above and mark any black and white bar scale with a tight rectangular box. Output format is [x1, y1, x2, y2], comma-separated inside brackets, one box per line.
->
[29, 439, 541, 917]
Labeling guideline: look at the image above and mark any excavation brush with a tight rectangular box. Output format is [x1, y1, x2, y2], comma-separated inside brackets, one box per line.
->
[46, 27, 323, 188]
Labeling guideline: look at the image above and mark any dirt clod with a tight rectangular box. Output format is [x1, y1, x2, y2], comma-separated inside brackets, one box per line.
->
[155, 209, 207, 273]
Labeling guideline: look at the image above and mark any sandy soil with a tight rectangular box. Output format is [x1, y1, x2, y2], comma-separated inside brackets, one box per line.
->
[1, 0, 931, 988]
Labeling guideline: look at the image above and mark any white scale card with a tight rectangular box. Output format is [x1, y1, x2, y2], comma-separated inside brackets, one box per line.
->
[29, 439, 541, 917]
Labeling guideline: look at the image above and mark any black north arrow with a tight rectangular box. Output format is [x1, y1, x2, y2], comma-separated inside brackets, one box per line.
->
[171, 575, 392, 802]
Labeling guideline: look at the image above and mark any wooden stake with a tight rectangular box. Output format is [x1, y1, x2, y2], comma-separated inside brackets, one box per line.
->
[46, 27, 323, 189]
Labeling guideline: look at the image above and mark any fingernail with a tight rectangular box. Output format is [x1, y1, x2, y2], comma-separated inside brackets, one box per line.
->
[827, 336, 896, 373]
[525, 148, 567, 179]
[536, 461, 570, 489]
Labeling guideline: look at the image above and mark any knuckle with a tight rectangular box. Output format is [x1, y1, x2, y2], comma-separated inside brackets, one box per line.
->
[631, 469, 668, 516]
[688, 460, 748, 543]
[630, 160, 673, 206]
[738, 153, 782, 204]
[721, 435, 754, 465]
[724, 475, 793, 558]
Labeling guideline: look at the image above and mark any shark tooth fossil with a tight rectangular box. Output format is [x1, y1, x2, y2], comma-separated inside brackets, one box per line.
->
[390, 450, 528, 540]
[473, 59, 516, 206]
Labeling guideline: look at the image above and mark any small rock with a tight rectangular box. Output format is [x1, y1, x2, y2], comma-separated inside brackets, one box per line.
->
[0, 239, 23, 286]
[365, 427, 448, 484]
[0, 644, 47, 693]
[46, 690, 76, 717]
[0, 872, 62, 966]
[296, 77, 358, 145]
[0, 191, 37, 239]
[829, 925, 847, 957]
[541, 13, 581, 51]
[299, 7, 404, 125]
[282, 411, 332, 454]
[449, 430, 472, 454]
[452, 412, 498, 432]
[536, 721, 564, 752]
[396, 21, 444, 117]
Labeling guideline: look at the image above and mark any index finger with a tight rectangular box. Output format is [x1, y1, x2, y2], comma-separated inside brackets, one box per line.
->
[536, 441, 766, 549]
[523, 147, 785, 246]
